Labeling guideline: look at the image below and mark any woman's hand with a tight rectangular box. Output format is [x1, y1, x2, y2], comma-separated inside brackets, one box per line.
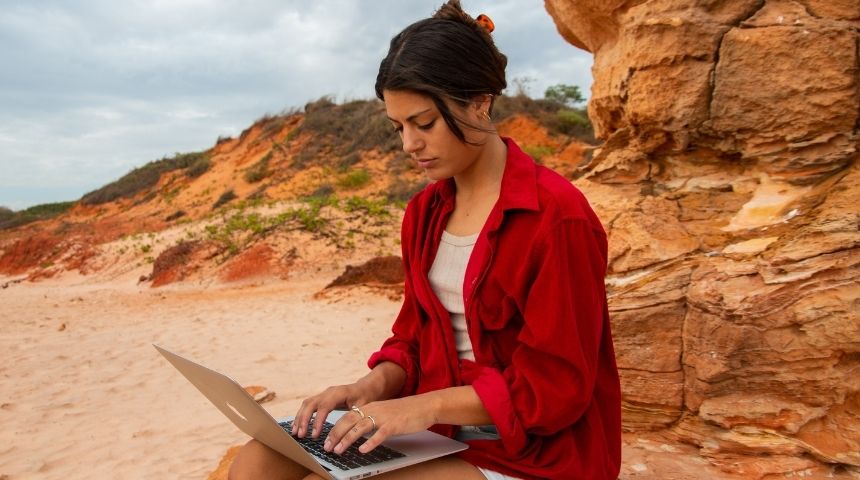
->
[292, 362, 407, 439]
[292, 383, 375, 439]
[324, 395, 438, 455]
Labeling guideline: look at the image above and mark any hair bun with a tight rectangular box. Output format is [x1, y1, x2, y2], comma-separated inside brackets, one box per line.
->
[432, 0, 470, 22]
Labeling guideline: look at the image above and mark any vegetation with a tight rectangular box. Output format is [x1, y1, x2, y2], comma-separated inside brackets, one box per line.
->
[0, 201, 76, 230]
[80, 150, 210, 205]
[337, 168, 371, 189]
[212, 189, 237, 210]
[244, 152, 272, 183]
[293, 97, 401, 168]
[492, 84, 594, 142]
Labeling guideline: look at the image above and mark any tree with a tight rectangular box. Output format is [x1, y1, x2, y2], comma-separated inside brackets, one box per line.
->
[544, 84, 585, 107]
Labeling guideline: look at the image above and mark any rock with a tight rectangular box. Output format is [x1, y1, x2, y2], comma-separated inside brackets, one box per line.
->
[243, 385, 275, 404]
[546, 0, 860, 474]
[325, 256, 404, 288]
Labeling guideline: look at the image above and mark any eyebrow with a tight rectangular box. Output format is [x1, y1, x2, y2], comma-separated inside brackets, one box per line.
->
[387, 108, 432, 123]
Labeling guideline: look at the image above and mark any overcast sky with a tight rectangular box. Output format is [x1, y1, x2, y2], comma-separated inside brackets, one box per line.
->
[0, 0, 592, 210]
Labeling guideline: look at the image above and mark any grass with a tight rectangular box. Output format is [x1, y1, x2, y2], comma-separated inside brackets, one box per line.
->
[0, 201, 76, 230]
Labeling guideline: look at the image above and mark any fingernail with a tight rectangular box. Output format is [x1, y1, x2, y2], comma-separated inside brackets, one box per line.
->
[359, 444, 369, 454]
[324, 439, 331, 450]
[312, 427, 318, 436]
[335, 442, 344, 454]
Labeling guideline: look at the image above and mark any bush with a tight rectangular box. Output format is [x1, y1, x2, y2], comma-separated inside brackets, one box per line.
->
[0, 201, 76, 230]
[295, 97, 400, 168]
[185, 154, 211, 178]
[337, 169, 371, 189]
[212, 189, 237, 210]
[244, 152, 272, 183]
[81, 150, 210, 205]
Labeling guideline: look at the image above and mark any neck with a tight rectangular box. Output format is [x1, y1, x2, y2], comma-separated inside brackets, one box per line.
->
[453, 135, 507, 199]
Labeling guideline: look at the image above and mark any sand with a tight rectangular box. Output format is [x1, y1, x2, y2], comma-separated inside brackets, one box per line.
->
[0, 266, 775, 480]
[0, 270, 400, 479]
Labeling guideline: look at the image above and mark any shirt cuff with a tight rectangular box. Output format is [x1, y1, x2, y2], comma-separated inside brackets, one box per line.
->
[470, 365, 529, 455]
[367, 347, 418, 397]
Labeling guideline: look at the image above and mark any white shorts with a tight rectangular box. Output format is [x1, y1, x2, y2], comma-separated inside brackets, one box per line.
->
[477, 466, 521, 480]
[457, 426, 522, 480]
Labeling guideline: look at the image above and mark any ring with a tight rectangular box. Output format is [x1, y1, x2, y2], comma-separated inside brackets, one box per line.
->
[366, 415, 377, 431]
[351, 405, 365, 419]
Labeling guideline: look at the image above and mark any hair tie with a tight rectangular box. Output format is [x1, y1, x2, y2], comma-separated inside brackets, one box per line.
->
[476, 14, 494, 33]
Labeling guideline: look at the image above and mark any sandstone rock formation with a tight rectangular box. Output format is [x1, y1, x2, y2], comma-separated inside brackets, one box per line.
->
[546, 0, 859, 476]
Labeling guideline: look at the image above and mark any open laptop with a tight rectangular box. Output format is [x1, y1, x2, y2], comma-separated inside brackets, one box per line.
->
[154, 344, 468, 480]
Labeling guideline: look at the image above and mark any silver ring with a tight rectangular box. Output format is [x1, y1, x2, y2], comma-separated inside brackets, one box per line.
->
[366, 415, 377, 430]
[351, 405, 365, 419]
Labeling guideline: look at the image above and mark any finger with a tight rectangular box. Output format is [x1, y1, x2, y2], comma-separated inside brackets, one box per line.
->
[358, 424, 387, 454]
[332, 416, 375, 455]
[294, 397, 324, 438]
[311, 405, 334, 438]
[324, 409, 364, 452]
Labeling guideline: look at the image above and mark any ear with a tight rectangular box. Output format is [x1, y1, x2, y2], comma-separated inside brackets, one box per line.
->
[470, 94, 494, 117]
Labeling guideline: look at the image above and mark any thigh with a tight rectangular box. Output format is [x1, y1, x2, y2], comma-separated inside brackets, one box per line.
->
[229, 439, 310, 480]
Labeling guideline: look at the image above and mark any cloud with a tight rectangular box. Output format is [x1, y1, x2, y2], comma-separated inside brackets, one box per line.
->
[0, 0, 592, 210]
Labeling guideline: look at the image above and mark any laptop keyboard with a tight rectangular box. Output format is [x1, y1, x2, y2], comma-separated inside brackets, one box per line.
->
[279, 420, 406, 471]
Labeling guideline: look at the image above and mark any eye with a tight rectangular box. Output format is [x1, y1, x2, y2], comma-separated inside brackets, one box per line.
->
[418, 120, 436, 131]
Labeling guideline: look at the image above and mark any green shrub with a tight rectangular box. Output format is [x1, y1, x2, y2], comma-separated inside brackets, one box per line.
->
[522, 145, 554, 163]
[337, 169, 371, 189]
[244, 152, 272, 183]
[343, 196, 390, 217]
[185, 154, 211, 178]
[212, 189, 237, 210]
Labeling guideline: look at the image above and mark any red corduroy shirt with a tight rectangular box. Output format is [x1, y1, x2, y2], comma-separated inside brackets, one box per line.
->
[368, 138, 621, 479]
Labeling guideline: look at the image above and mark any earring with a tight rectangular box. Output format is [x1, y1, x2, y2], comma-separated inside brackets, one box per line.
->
[482, 110, 492, 122]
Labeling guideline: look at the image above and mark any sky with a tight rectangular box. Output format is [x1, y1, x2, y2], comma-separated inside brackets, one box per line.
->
[0, 0, 593, 210]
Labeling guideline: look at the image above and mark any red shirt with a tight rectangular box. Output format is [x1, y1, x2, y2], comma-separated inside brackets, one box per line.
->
[368, 138, 621, 479]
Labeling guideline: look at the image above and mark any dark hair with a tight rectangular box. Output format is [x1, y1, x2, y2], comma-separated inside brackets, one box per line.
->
[375, 0, 507, 143]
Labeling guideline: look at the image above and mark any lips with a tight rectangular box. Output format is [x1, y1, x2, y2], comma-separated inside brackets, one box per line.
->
[415, 157, 436, 169]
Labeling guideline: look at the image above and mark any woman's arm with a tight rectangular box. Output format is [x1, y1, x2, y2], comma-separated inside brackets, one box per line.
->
[291, 361, 406, 438]
[324, 384, 492, 455]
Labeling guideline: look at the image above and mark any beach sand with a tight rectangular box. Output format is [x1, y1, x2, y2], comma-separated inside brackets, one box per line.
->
[0, 268, 399, 479]
[2, 267, 755, 480]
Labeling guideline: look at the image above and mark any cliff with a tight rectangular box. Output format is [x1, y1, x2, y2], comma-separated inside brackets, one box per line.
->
[546, 0, 859, 477]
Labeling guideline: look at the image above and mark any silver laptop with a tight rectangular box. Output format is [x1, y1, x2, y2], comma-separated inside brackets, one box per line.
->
[154, 344, 468, 480]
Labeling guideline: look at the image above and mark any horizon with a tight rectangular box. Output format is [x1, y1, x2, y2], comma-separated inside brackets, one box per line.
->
[0, 1, 593, 211]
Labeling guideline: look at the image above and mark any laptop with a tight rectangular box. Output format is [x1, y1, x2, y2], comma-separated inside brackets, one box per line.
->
[154, 344, 468, 480]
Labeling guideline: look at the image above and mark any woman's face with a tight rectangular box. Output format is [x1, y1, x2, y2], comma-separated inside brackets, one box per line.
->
[384, 89, 484, 181]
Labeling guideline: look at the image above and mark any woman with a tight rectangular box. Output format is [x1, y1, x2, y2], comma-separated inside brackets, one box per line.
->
[229, 1, 620, 479]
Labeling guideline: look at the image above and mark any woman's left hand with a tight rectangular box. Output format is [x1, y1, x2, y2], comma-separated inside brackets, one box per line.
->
[324, 395, 437, 455]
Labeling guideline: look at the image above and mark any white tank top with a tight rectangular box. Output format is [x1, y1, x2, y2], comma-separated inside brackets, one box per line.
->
[428, 230, 478, 361]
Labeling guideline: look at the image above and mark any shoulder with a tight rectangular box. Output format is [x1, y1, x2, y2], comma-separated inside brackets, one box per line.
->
[533, 165, 604, 233]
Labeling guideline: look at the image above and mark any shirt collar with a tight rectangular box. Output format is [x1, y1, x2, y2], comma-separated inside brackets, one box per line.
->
[434, 137, 539, 212]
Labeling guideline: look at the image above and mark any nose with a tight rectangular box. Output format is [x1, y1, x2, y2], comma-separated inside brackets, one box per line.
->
[401, 128, 423, 155]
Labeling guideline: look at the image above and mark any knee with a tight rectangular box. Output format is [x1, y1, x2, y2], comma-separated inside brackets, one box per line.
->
[227, 439, 272, 480]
